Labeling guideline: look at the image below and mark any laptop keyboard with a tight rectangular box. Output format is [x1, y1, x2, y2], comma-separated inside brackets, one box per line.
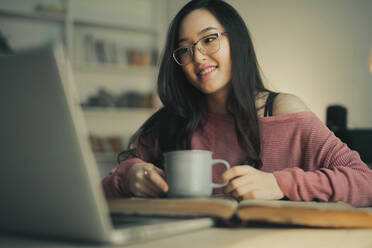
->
[111, 214, 193, 228]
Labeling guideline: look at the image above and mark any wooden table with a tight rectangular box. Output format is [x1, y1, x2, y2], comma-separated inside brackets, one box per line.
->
[1, 227, 372, 248]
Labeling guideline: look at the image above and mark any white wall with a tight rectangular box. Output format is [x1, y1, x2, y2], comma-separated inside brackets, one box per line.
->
[2, 0, 371, 128]
[227, 0, 372, 128]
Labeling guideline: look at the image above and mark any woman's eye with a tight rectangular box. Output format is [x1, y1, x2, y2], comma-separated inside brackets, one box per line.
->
[203, 36, 217, 44]
[178, 48, 188, 55]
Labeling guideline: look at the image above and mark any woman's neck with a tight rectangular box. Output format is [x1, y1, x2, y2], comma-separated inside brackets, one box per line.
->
[206, 91, 229, 114]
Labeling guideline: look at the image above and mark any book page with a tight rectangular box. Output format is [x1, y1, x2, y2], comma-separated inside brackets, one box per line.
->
[236, 200, 372, 228]
[108, 197, 239, 219]
[238, 200, 355, 211]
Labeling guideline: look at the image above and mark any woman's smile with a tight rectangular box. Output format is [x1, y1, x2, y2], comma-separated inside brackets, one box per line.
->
[197, 65, 218, 79]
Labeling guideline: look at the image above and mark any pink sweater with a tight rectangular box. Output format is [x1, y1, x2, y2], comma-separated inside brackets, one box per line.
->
[101, 111, 372, 207]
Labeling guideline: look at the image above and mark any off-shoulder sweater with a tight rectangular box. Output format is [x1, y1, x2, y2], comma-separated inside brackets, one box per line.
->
[101, 111, 372, 207]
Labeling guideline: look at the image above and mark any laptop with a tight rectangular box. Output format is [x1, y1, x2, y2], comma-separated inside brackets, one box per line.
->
[0, 42, 214, 245]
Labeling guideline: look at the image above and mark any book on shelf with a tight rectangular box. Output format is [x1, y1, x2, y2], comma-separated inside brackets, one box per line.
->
[126, 48, 158, 67]
[107, 197, 372, 228]
[83, 33, 95, 63]
[78, 32, 158, 67]
[89, 135, 104, 153]
[89, 135, 124, 154]
[107, 137, 124, 152]
[94, 39, 107, 63]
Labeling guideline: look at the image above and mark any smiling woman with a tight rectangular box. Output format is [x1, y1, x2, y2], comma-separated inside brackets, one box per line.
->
[101, 0, 372, 207]
[178, 10, 232, 108]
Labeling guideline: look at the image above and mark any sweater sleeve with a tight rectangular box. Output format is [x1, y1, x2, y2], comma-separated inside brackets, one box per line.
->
[273, 114, 372, 207]
[101, 139, 158, 198]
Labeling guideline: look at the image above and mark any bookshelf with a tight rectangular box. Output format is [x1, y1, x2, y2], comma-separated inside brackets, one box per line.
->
[0, 0, 167, 175]
[83, 108, 156, 137]
[0, 8, 65, 23]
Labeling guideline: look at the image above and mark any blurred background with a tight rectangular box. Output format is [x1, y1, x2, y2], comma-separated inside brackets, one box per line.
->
[0, 0, 371, 176]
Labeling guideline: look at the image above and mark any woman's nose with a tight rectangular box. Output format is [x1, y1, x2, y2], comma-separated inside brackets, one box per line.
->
[192, 46, 207, 64]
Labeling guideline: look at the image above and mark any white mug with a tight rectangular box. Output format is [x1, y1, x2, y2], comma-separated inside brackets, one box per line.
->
[163, 150, 230, 198]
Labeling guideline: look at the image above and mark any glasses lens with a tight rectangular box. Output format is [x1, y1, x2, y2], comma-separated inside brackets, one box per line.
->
[173, 33, 222, 66]
[199, 34, 220, 55]
[174, 47, 190, 65]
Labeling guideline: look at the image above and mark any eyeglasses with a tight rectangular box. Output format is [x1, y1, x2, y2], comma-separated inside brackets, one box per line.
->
[173, 32, 227, 66]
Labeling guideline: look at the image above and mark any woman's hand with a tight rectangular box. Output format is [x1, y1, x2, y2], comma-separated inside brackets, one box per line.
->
[221, 166, 284, 200]
[129, 162, 169, 197]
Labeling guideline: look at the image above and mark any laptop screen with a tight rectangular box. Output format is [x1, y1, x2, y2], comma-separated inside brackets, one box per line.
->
[0, 42, 115, 243]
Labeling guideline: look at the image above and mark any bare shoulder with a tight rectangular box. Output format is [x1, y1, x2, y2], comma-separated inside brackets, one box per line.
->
[272, 93, 310, 116]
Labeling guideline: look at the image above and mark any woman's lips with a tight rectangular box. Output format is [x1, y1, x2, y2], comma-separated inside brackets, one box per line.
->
[198, 66, 217, 79]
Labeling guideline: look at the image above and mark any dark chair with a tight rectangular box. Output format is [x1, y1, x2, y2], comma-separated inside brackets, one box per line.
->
[327, 105, 372, 166]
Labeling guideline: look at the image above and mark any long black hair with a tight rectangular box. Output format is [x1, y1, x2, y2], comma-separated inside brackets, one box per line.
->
[118, 0, 271, 169]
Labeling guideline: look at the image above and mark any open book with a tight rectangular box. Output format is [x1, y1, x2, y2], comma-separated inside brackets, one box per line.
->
[107, 197, 372, 228]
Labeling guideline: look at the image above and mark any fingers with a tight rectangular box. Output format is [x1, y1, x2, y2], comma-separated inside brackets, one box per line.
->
[224, 174, 254, 194]
[221, 165, 256, 182]
[152, 166, 166, 179]
[133, 181, 159, 197]
[230, 184, 259, 200]
[224, 173, 259, 199]
[129, 163, 168, 198]
[142, 176, 164, 195]
[222, 168, 285, 200]
[144, 165, 169, 193]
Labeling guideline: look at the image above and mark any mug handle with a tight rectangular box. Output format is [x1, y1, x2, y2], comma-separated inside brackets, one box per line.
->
[211, 159, 231, 189]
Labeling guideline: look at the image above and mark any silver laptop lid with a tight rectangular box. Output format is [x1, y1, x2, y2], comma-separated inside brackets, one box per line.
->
[0, 42, 120, 244]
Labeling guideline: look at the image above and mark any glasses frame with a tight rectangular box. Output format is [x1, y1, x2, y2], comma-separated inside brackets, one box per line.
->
[173, 32, 228, 66]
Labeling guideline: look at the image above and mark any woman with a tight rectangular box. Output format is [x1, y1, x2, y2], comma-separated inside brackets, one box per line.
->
[102, 0, 372, 207]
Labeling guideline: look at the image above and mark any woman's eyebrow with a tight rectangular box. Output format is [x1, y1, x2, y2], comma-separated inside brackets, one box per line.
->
[198, 26, 218, 35]
[177, 26, 218, 44]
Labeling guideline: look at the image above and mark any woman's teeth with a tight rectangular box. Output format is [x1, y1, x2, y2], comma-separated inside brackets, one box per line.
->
[199, 67, 216, 76]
